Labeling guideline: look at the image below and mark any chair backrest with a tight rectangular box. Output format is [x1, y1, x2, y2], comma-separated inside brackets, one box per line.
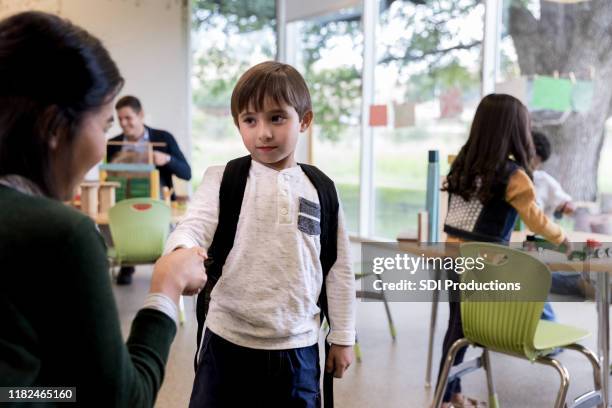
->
[459, 242, 551, 360]
[108, 198, 171, 264]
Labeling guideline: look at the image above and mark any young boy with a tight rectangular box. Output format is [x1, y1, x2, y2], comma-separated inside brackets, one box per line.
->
[532, 130, 593, 303]
[532, 130, 575, 219]
[164, 61, 355, 407]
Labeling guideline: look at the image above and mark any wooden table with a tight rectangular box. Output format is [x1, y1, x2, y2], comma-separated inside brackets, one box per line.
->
[398, 230, 612, 405]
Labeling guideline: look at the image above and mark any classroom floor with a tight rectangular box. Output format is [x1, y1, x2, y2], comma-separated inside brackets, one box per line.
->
[114, 265, 602, 408]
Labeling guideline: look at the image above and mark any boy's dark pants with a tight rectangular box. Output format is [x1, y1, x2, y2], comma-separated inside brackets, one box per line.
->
[189, 329, 321, 408]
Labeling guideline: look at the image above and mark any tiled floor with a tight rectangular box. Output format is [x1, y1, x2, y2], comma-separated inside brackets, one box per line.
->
[114, 265, 603, 408]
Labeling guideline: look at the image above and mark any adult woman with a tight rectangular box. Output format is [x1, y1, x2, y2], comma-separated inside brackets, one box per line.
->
[0, 11, 206, 406]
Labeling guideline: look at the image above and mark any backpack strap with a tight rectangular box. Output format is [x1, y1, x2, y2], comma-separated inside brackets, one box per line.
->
[194, 155, 251, 367]
[299, 163, 338, 276]
[299, 163, 339, 408]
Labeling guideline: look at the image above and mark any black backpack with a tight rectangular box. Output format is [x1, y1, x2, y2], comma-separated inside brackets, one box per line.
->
[194, 155, 339, 407]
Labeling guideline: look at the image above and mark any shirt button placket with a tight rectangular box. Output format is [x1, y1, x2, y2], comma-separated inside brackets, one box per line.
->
[278, 173, 292, 224]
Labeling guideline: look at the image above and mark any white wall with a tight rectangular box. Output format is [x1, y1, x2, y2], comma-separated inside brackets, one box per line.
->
[0, 0, 192, 178]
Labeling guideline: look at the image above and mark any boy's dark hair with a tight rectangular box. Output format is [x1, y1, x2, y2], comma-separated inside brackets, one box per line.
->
[0, 11, 123, 199]
[443, 93, 534, 204]
[532, 130, 551, 162]
[230, 61, 312, 126]
[115, 95, 142, 113]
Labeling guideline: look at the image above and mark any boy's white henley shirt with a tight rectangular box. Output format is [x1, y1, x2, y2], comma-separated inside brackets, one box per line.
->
[164, 160, 355, 350]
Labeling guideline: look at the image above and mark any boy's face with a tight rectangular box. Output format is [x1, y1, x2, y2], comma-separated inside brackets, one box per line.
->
[237, 99, 312, 170]
[534, 155, 542, 169]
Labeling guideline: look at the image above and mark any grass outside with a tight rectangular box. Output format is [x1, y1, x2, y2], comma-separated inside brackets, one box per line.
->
[337, 183, 425, 238]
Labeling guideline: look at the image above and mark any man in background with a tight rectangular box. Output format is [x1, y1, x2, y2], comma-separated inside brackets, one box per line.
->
[107, 95, 192, 284]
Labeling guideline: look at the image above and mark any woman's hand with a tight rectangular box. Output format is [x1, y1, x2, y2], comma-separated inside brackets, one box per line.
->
[150, 247, 207, 304]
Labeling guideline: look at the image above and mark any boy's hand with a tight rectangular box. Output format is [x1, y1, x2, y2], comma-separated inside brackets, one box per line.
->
[563, 201, 576, 215]
[151, 247, 207, 303]
[325, 344, 353, 378]
[560, 237, 574, 256]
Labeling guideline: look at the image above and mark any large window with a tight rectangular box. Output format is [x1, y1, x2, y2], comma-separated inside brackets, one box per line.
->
[191, 0, 276, 181]
[192, 0, 612, 239]
[498, 0, 611, 201]
[291, 7, 363, 233]
[373, 0, 484, 238]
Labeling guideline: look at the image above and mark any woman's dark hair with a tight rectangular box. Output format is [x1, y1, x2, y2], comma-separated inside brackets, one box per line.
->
[443, 93, 534, 204]
[0, 11, 124, 198]
[532, 130, 551, 162]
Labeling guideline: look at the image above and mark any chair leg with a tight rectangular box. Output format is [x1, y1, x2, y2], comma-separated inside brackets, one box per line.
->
[425, 269, 441, 388]
[178, 296, 185, 326]
[481, 349, 499, 408]
[110, 261, 120, 280]
[562, 343, 603, 408]
[432, 338, 471, 408]
[322, 318, 329, 331]
[537, 356, 570, 408]
[354, 333, 362, 363]
[381, 294, 397, 341]
[107, 260, 115, 281]
[372, 272, 397, 341]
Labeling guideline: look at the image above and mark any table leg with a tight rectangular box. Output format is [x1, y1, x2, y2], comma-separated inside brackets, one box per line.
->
[425, 267, 441, 388]
[596, 270, 609, 406]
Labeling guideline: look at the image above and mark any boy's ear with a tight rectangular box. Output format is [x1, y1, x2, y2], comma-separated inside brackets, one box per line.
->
[300, 111, 313, 132]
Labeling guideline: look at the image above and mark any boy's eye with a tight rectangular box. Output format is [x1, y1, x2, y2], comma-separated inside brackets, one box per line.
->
[271, 115, 286, 123]
[242, 117, 255, 125]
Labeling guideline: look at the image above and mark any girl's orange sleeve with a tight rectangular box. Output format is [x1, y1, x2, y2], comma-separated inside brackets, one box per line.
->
[505, 169, 566, 245]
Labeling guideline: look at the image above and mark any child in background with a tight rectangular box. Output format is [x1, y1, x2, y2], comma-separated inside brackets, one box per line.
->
[165, 61, 355, 408]
[532, 130, 575, 220]
[533, 130, 593, 300]
[435, 94, 568, 408]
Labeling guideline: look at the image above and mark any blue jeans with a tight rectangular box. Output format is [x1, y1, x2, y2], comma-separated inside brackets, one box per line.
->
[189, 329, 321, 408]
[541, 302, 556, 321]
[551, 272, 584, 297]
[541, 272, 585, 322]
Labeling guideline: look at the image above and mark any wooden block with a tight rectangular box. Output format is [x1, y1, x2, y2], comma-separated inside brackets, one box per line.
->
[147, 145, 154, 165]
[418, 211, 429, 243]
[98, 185, 116, 214]
[162, 186, 172, 205]
[150, 169, 160, 199]
[80, 184, 99, 217]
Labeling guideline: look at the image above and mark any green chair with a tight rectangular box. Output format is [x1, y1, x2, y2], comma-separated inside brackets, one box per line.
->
[354, 266, 397, 362]
[321, 265, 397, 362]
[432, 242, 602, 408]
[107, 198, 186, 324]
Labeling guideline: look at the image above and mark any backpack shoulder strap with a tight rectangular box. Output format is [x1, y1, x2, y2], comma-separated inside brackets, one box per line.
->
[194, 155, 250, 368]
[206, 155, 251, 281]
[299, 162, 339, 408]
[299, 163, 339, 276]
